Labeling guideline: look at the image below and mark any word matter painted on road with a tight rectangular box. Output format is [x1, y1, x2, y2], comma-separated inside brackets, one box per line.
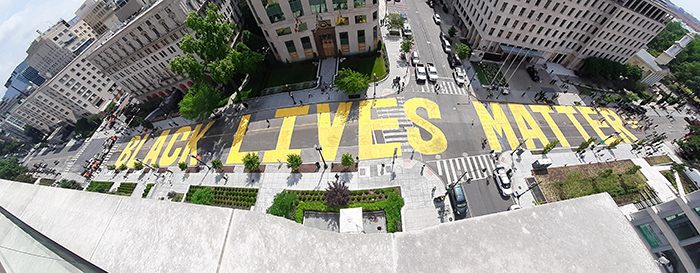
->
[113, 98, 447, 167]
[474, 102, 637, 151]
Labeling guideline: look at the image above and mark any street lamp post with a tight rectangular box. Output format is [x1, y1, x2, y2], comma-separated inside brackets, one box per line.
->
[314, 144, 328, 169]
[190, 154, 211, 170]
[373, 73, 377, 98]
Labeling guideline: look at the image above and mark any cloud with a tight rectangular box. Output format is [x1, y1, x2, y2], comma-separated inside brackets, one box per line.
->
[0, 0, 85, 97]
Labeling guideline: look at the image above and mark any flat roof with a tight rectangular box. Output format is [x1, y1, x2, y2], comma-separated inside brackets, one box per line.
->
[0, 180, 659, 272]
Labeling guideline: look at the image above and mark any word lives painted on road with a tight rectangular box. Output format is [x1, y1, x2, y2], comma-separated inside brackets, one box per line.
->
[115, 98, 447, 167]
[474, 102, 637, 151]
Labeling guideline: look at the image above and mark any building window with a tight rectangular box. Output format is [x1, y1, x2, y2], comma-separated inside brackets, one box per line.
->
[497, 30, 503, 37]
[357, 30, 366, 50]
[494, 15, 500, 24]
[285, 40, 297, 54]
[373, 25, 377, 42]
[505, 32, 512, 39]
[339, 32, 350, 52]
[355, 15, 367, 23]
[354, 0, 365, 8]
[665, 212, 699, 241]
[276, 27, 292, 36]
[301, 37, 313, 49]
[503, 18, 510, 27]
[290, 0, 304, 17]
[262, 0, 285, 23]
[489, 28, 495, 35]
[373, 11, 377, 20]
[309, 0, 327, 13]
[684, 241, 700, 268]
[333, 0, 348, 10]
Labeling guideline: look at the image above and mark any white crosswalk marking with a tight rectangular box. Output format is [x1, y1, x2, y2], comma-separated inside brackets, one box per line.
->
[430, 155, 496, 184]
[377, 97, 414, 144]
[414, 81, 466, 95]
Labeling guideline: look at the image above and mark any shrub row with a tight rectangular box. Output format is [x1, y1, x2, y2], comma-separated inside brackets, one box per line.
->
[142, 183, 154, 198]
[117, 183, 137, 195]
[86, 181, 114, 193]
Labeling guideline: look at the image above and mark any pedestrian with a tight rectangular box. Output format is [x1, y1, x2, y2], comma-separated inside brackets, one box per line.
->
[522, 91, 527, 97]
[527, 85, 531, 90]
[327, 93, 330, 100]
[266, 119, 270, 127]
[308, 90, 312, 98]
[335, 173, 340, 180]
[300, 100, 303, 105]
[471, 119, 474, 126]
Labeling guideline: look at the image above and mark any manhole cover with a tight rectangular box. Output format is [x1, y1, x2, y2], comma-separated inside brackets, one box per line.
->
[435, 154, 442, 159]
[462, 152, 469, 157]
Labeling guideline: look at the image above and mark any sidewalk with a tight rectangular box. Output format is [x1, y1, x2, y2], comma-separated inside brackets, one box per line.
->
[90, 158, 453, 231]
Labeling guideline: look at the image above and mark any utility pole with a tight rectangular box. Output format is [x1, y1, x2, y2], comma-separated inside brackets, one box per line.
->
[314, 144, 327, 169]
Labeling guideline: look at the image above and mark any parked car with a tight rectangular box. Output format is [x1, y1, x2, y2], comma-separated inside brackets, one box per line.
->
[415, 63, 427, 82]
[453, 67, 466, 85]
[526, 66, 540, 82]
[433, 13, 441, 24]
[442, 39, 452, 53]
[448, 183, 469, 217]
[411, 51, 420, 66]
[494, 167, 513, 197]
[402, 23, 413, 36]
[426, 63, 438, 82]
[440, 32, 448, 44]
[448, 53, 462, 68]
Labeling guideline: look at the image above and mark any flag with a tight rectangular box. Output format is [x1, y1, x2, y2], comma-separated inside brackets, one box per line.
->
[295, 17, 299, 32]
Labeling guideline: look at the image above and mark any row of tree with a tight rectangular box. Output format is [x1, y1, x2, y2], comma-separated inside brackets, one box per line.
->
[648, 22, 700, 94]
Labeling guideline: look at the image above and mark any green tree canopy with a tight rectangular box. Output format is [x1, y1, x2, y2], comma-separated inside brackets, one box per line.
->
[647, 22, 688, 53]
[448, 26, 457, 37]
[178, 83, 223, 122]
[341, 153, 354, 167]
[387, 13, 404, 30]
[286, 154, 302, 171]
[243, 152, 260, 172]
[334, 68, 369, 95]
[211, 159, 223, 170]
[456, 44, 472, 60]
[23, 125, 44, 144]
[400, 36, 414, 54]
[266, 191, 297, 220]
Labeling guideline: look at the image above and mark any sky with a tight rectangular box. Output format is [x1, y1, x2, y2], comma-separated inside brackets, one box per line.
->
[0, 0, 699, 98]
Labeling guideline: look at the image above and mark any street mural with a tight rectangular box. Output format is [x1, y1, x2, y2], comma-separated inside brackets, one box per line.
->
[113, 98, 637, 168]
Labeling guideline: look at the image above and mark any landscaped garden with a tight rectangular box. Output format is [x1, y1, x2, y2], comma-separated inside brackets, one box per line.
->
[661, 170, 698, 194]
[644, 155, 673, 166]
[339, 52, 388, 81]
[267, 186, 404, 233]
[116, 183, 137, 196]
[247, 60, 319, 97]
[142, 183, 154, 198]
[471, 61, 508, 87]
[185, 186, 258, 210]
[86, 181, 114, 193]
[536, 160, 651, 205]
[39, 178, 55, 186]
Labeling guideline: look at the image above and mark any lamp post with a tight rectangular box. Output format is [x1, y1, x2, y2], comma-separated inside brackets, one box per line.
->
[314, 144, 328, 169]
[135, 158, 160, 180]
[373, 73, 377, 98]
[190, 154, 211, 170]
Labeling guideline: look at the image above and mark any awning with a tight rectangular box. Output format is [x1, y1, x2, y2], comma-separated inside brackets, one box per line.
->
[499, 45, 544, 59]
[339, 207, 364, 234]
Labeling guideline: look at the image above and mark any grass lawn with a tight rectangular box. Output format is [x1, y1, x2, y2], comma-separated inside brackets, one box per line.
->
[536, 160, 650, 205]
[577, 86, 594, 96]
[471, 61, 508, 87]
[644, 155, 673, 166]
[339, 53, 387, 81]
[661, 170, 698, 194]
[244, 60, 318, 97]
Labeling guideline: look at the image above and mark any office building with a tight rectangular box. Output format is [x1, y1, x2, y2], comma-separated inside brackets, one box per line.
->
[4, 61, 32, 99]
[76, 0, 146, 35]
[629, 188, 700, 272]
[86, 0, 244, 101]
[247, 0, 381, 62]
[449, 0, 673, 69]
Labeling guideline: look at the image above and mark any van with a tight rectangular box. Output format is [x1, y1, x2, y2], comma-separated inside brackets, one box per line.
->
[402, 24, 413, 37]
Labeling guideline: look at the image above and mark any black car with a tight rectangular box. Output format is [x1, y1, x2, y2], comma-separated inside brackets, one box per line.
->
[448, 53, 462, 68]
[448, 183, 469, 218]
[526, 67, 540, 82]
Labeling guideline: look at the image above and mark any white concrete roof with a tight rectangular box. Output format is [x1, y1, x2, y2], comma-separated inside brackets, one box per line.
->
[0, 180, 660, 273]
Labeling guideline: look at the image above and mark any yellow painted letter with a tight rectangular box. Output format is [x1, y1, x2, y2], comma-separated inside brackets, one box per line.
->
[473, 102, 518, 151]
[179, 122, 215, 165]
[403, 98, 447, 154]
[114, 136, 141, 167]
[262, 106, 310, 163]
[142, 130, 171, 166]
[317, 102, 351, 161]
[577, 106, 609, 142]
[358, 99, 402, 159]
[159, 127, 191, 167]
[509, 104, 549, 149]
[529, 105, 570, 147]
[599, 108, 637, 143]
[554, 106, 590, 141]
[226, 115, 255, 164]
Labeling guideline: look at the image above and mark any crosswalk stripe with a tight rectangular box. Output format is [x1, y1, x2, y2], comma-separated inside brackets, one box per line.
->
[449, 159, 458, 183]
[436, 160, 443, 176]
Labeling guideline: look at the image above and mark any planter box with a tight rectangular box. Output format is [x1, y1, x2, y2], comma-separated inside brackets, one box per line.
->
[185, 166, 200, 173]
[158, 168, 168, 173]
[299, 163, 320, 173]
[217, 166, 235, 173]
[127, 169, 135, 173]
[143, 168, 151, 173]
[331, 163, 358, 172]
[348, 94, 361, 99]
[243, 165, 266, 173]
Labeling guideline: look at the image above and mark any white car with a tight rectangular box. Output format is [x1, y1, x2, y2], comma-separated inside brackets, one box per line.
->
[426, 63, 438, 82]
[411, 51, 420, 66]
[433, 14, 441, 24]
[453, 67, 466, 85]
[494, 167, 513, 197]
[415, 63, 427, 82]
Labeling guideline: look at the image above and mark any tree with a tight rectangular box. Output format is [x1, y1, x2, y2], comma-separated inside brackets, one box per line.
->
[170, 4, 263, 121]
[243, 152, 260, 172]
[542, 140, 560, 154]
[191, 188, 214, 205]
[87, 114, 102, 125]
[178, 162, 188, 171]
[107, 165, 116, 170]
[334, 68, 369, 95]
[0, 157, 28, 180]
[456, 44, 472, 60]
[341, 153, 354, 168]
[105, 102, 118, 113]
[386, 13, 404, 30]
[133, 161, 144, 171]
[23, 125, 44, 144]
[607, 138, 623, 149]
[211, 159, 223, 171]
[325, 180, 351, 207]
[576, 137, 597, 153]
[266, 191, 297, 220]
[647, 22, 688, 53]
[178, 83, 224, 122]
[400, 36, 414, 54]
[448, 26, 457, 37]
[119, 164, 128, 171]
[286, 154, 302, 172]
[60, 180, 83, 190]
[152, 163, 160, 169]
[13, 174, 35, 183]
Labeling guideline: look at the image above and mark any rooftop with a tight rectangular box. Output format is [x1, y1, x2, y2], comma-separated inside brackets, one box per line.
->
[0, 180, 659, 272]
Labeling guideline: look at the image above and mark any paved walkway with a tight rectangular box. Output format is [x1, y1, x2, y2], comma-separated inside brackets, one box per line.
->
[90, 158, 451, 231]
